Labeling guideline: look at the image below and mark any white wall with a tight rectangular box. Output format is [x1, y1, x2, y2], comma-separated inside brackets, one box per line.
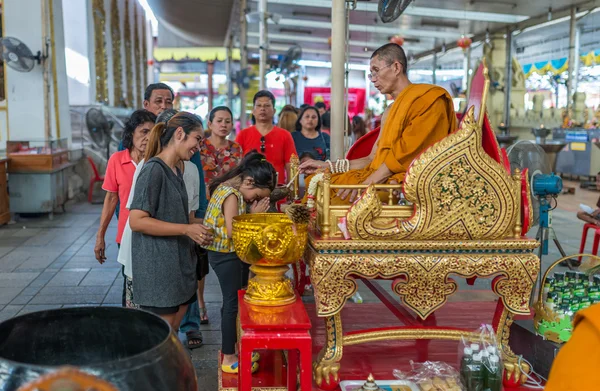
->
[5, 0, 71, 143]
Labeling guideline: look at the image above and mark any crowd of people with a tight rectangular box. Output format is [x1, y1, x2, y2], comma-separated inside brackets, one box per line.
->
[93, 75, 373, 373]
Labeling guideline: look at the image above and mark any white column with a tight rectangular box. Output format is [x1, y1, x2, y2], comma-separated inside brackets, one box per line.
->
[432, 52, 437, 85]
[258, 0, 268, 90]
[503, 29, 513, 128]
[239, 0, 248, 127]
[62, 0, 92, 106]
[461, 48, 471, 92]
[573, 26, 581, 95]
[226, 36, 234, 108]
[5, 0, 72, 145]
[567, 6, 576, 110]
[330, 0, 346, 161]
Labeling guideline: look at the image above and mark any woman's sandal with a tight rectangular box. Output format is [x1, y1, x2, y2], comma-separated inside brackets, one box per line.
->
[200, 307, 209, 325]
[185, 330, 203, 350]
[221, 361, 259, 374]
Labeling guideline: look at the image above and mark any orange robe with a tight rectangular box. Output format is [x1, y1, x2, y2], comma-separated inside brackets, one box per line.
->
[309, 84, 456, 205]
[545, 304, 600, 390]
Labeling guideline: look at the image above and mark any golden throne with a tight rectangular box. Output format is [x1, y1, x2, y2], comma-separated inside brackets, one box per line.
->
[291, 60, 539, 389]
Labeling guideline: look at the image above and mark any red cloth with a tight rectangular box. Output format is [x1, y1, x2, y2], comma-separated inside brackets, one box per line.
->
[102, 149, 137, 243]
[236, 126, 297, 185]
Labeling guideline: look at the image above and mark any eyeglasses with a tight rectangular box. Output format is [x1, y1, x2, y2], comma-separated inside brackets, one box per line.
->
[260, 136, 266, 153]
[367, 64, 393, 81]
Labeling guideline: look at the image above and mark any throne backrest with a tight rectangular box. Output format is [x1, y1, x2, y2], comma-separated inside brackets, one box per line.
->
[461, 59, 509, 173]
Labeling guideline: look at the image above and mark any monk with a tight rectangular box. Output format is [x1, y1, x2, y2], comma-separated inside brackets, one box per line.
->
[545, 303, 600, 390]
[299, 43, 457, 204]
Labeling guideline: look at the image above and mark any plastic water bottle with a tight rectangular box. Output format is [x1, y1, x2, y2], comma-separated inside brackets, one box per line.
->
[460, 347, 473, 386]
[484, 355, 502, 391]
[468, 352, 484, 391]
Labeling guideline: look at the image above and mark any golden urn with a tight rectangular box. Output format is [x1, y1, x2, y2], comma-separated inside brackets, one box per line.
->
[232, 213, 308, 306]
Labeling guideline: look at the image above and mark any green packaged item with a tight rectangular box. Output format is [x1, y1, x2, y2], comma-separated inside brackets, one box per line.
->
[571, 297, 581, 312]
[593, 275, 600, 286]
[573, 283, 585, 298]
[554, 272, 566, 287]
[581, 297, 592, 310]
[566, 271, 577, 283]
[588, 286, 599, 300]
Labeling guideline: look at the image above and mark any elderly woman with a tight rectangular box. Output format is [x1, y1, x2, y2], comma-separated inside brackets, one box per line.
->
[94, 109, 157, 306]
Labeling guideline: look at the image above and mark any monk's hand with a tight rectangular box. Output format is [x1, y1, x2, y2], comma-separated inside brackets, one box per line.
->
[299, 159, 327, 175]
[338, 187, 360, 204]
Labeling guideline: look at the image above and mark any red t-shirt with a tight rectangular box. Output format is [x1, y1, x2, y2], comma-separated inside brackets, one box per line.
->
[102, 149, 138, 243]
[236, 126, 297, 184]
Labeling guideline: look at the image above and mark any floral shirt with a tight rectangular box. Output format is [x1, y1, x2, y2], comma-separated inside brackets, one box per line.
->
[200, 138, 243, 194]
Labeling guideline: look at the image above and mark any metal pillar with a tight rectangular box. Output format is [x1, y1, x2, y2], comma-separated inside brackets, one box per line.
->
[258, 0, 268, 90]
[567, 6, 576, 110]
[573, 26, 581, 96]
[330, 0, 346, 161]
[226, 36, 233, 109]
[432, 52, 437, 85]
[239, 0, 248, 128]
[503, 28, 513, 128]
[462, 47, 471, 93]
[207, 61, 214, 113]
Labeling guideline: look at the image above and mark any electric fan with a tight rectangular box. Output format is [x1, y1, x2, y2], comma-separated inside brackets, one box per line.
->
[278, 45, 302, 76]
[507, 141, 575, 266]
[378, 0, 414, 23]
[0, 37, 45, 72]
[85, 108, 114, 162]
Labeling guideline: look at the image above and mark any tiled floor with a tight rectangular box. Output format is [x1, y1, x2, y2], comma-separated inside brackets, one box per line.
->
[0, 184, 598, 390]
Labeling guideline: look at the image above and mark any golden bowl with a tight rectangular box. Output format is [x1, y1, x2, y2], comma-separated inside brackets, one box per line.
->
[232, 213, 308, 306]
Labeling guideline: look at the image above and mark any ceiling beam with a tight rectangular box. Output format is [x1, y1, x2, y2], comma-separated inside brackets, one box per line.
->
[250, 0, 529, 23]
[247, 32, 430, 51]
[267, 18, 463, 40]
[247, 43, 372, 58]
[412, 0, 599, 60]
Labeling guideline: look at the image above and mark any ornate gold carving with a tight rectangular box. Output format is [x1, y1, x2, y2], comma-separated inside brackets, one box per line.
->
[346, 107, 520, 241]
[246, 265, 295, 306]
[133, 3, 142, 107]
[314, 313, 343, 387]
[124, 0, 134, 107]
[232, 213, 308, 306]
[308, 236, 539, 251]
[110, 0, 124, 107]
[92, 0, 108, 104]
[290, 153, 300, 200]
[344, 329, 483, 346]
[306, 248, 539, 319]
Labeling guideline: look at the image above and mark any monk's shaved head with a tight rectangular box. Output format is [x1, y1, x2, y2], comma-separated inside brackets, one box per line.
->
[371, 43, 407, 75]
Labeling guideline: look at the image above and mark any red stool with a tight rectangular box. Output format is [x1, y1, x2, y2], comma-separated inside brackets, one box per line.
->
[87, 156, 104, 203]
[579, 223, 600, 260]
[238, 290, 312, 391]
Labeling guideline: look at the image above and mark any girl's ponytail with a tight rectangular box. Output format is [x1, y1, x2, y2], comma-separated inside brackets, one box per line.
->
[145, 122, 166, 160]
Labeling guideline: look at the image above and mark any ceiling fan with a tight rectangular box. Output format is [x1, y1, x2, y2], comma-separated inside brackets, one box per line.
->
[378, 0, 414, 23]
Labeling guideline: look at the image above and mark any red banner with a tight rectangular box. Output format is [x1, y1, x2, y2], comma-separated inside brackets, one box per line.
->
[303, 87, 366, 117]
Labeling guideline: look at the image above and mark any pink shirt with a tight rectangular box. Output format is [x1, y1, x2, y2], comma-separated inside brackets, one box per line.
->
[102, 149, 138, 244]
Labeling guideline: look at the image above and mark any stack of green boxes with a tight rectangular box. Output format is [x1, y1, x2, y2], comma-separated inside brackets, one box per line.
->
[543, 271, 600, 320]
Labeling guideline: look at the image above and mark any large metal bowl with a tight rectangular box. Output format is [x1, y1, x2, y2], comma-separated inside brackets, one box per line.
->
[232, 213, 308, 306]
[0, 307, 197, 390]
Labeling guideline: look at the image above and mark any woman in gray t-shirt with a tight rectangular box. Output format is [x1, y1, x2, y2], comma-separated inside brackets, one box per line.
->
[129, 112, 214, 328]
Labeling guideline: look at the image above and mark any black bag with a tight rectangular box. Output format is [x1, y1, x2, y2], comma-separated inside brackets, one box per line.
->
[195, 244, 209, 280]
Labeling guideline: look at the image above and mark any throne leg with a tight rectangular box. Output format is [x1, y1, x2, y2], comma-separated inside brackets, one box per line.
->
[313, 313, 343, 390]
[494, 303, 531, 386]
